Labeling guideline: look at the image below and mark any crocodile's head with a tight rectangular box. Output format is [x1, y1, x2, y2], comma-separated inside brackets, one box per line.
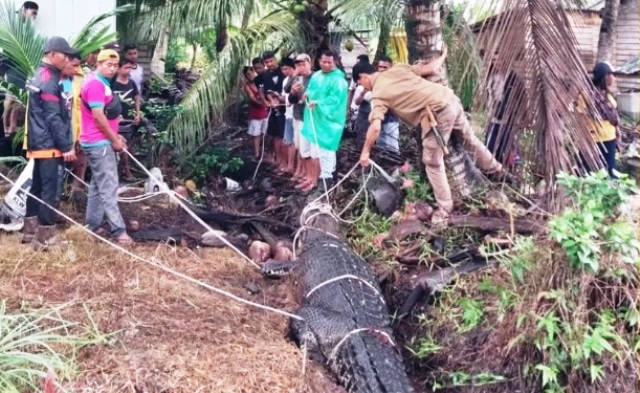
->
[260, 259, 296, 279]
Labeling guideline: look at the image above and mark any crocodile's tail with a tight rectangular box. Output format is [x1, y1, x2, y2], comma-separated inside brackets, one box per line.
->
[331, 330, 415, 393]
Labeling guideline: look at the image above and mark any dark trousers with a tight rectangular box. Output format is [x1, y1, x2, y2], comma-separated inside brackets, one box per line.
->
[25, 157, 63, 226]
[578, 139, 617, 179]
[598, 140, 617, 179]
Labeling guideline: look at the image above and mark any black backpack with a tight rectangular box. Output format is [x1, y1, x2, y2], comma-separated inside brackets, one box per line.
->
[82, 92, 122, 120]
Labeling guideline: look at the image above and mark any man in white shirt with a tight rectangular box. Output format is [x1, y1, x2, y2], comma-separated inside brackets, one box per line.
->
[124, 44, 144, 95]
[280, 58, 296, 173]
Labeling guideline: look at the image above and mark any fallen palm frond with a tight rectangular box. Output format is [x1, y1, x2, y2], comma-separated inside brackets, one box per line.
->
[163, 10, 304, 164]
[473, 0, 605, 210]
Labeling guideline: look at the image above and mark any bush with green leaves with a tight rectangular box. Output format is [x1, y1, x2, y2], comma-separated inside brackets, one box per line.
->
[165, 37, 189, 73]
[549, 170, 639, 273]
[189, 146, 243, 184]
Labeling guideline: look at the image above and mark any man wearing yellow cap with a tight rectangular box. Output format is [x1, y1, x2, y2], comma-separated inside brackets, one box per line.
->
[79, 49, 133, 245]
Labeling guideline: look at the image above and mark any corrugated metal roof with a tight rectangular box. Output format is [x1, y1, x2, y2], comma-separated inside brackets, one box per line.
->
[616, 56, 639, 74]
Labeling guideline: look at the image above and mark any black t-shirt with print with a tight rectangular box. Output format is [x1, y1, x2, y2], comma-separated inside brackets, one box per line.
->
[111, 79, 139, 119]
[262, 68, 285, 114]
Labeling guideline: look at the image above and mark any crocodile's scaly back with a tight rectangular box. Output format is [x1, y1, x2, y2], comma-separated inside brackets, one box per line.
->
[295, 233, 415, 393]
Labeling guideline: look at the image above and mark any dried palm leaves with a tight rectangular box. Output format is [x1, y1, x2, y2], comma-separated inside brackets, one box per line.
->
[475, 0, 607, 210]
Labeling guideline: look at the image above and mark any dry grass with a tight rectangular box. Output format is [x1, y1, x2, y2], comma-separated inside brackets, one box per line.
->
[0, 221, 338, 392]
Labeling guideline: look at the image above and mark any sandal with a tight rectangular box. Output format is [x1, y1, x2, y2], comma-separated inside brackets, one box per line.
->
[295, 180, 313, 190]
[114, 232, 134, 245]
[300, 182, 316, 193]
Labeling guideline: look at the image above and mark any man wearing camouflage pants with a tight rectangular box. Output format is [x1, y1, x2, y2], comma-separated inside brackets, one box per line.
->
[356, 48, 511, 223]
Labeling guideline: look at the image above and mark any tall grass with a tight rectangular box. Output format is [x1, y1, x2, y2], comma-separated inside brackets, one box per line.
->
[0, 301, 105, 393]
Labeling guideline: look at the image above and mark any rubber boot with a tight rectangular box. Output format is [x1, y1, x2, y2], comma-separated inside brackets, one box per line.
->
[32, 225, 70, 251]
[21, 216, 39, 244]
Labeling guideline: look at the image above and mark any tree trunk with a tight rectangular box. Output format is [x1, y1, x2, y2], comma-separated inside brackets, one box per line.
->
[216, 23, 228, 53]
[300, 0, 331, 67]
[151, 26, 170, 78]
[373, 21, 391, 65]
[596, 0, 621, 63]
[190, 42, 198, 69]
[404, 0, 447, 85]
[241, 1, 253, 30]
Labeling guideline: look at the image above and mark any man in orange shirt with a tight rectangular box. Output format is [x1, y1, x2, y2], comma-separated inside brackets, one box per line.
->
[22, 37, 78, 249]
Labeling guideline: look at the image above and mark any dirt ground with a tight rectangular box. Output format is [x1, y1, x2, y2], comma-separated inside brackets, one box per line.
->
[0, 199, 342, 393]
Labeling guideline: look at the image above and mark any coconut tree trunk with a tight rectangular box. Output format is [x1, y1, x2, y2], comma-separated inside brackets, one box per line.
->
[300, 0, 331, 66]
[596, 0, 621, 63]
[216, 22, 228, 53]
[151, 26, 170, 78]
[373, 20, 391, 65]
[404, 0, 447, 85]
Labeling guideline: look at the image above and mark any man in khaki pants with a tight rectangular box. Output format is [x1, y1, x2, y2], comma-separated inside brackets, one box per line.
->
[356, 49, 509, 222]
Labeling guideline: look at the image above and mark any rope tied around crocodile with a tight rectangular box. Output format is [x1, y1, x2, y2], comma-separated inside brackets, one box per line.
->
[306, 274, 386, 306]
[328, 327, 397, 362]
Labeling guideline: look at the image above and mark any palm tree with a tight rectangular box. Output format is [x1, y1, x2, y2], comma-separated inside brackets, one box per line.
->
[118, 0, 406, 163]
[123, 0, 605, 210]
[404, 0, 447, 84]
[596, 0, 621, 63]
[0, 1, 133, 103]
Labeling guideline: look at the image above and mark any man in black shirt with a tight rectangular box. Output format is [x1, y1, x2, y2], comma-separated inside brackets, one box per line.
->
[260, 51, 286, 168]
[111, 58, 157, 179]
[252, 57, 265, 91]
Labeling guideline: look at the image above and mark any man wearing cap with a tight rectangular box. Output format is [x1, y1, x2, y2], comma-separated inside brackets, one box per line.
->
[356, 47, 512, 223]
[22, 36, 77, 249]
[285, 53, 313, 185]
[79, 49, 133, 245]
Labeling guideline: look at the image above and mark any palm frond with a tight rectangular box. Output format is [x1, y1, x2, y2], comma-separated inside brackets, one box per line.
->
[164, 10, 304, 164]
[442, 6, 482, 110]
[70, 4, 134, 57]
[474, 0, 605, 210]
[0, 0, 46, 80]
[120, 0, 251, 43]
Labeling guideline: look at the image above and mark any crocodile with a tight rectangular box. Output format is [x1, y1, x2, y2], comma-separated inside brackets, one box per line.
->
[263, 208, 415, 393]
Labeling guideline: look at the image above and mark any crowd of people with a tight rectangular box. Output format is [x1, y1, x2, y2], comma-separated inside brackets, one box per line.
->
[241, 47, 622, 222]
[2, 1, 623, 252]
[3, 2, 158, 249]
[242, 50, 406, 193]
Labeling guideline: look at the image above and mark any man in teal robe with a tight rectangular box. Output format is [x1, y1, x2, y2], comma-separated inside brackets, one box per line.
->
[300, 51, 348, 189]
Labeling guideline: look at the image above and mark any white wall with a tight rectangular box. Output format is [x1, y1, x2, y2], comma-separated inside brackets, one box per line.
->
[13, 0, 116, 40]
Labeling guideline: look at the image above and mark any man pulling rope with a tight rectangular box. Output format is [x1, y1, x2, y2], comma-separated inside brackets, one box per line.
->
[355, 47, 513, 224]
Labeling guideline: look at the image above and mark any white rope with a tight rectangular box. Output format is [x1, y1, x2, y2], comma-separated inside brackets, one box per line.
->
[329, 328, 396, 361]
[252, 106, 273, 181]
[0, 171, 303, 321]
[123, 150, 261, 269]
[307, 162, 360, 206]
[306, 274, 385, 305]
[65, 168, 165, 203]
[305, 99, 329, 202]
